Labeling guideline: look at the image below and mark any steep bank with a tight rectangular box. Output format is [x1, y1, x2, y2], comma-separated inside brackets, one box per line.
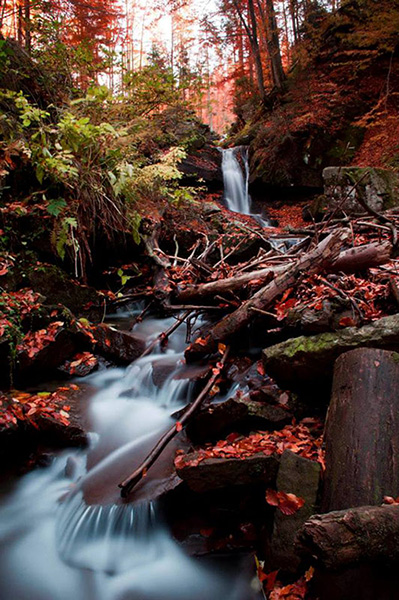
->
[230, 0, 399, 188]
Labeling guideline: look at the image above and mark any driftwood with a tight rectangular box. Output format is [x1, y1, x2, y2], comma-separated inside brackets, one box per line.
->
[297, 504, 399, 570]
[118, 347, 229, 497]
[175, 240, 391, 305]
[322, 348, 399, 512]
[175, 264, 287, 304]
[185, 229, 349, 360]
[330, 239, 392, 273]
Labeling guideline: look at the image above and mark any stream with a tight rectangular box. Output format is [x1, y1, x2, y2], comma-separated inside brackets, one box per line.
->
[0, 148, 267, 600]
[0, 314, 263, 599]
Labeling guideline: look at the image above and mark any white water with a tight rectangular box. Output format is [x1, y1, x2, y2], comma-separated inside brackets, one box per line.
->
[0, 314, 261, 600]
[222, 147, 251, 215]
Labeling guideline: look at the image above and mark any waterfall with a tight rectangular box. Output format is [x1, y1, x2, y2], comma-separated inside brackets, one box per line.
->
[222, 147, 251, 215]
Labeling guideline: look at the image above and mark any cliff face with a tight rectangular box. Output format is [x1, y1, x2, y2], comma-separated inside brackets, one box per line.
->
[232, 0, 399, 188]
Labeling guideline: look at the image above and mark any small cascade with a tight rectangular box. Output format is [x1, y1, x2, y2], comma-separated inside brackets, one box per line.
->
[222, 147, 251, 215]
[0, 312, 262, 600]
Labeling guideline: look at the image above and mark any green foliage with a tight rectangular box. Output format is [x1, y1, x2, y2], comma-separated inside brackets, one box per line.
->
[52, 216, 78, 261]
[46, 197, 67, 217]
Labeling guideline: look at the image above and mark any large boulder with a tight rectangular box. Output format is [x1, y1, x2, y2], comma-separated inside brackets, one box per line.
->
[262, 313, 399, 394]
[309, 167, 399, 220]
[188, 394, 292, 443]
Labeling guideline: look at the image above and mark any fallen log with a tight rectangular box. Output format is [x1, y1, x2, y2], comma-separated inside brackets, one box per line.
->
[118, 347, 229, 497]
[175, 264, 287, 304]
[185, 229, 349, 360]
[330, 239, 392, 273]
[322, 348, 399, 511]
[297, 504, 399, 570]
[175, 240, 391, 306]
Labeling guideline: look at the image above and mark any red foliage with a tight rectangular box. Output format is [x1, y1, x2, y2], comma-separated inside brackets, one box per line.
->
[175, 418, 324, 470]
[17, 321, 64, 358]
[0, 384, 79, 429]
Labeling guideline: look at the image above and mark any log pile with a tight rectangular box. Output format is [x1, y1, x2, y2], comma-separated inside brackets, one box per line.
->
[115, 203, 399, 592]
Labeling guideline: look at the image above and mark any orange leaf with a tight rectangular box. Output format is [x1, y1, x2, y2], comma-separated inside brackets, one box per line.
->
[176, 421, 183, 432]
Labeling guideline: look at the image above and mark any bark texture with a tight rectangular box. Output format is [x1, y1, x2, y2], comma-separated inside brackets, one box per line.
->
[297, 504, 399, 570]
[322, 348, 399, 511]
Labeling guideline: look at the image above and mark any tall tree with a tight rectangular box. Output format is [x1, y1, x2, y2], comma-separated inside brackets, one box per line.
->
[231, 0, 265, 100]
[257, 0, 285, 89]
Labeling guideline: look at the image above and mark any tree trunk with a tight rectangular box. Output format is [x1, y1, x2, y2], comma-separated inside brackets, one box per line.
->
[297, 504, 399, 570]
[322, 348, 399, 512]
[248, 0, 265, 100]
[232, 0, 265, 101]
[185, 229, 349, 360]
[24, 0, 31, 53]
[264, 0, 285, 89]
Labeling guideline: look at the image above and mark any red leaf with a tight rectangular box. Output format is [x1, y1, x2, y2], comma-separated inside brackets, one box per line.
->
[338, 316, 357, 327]
[266, 489, 280, 507]
[278, 492, 305, 515]
[176, 421, 183, 432]
[266, 489, 305, 515]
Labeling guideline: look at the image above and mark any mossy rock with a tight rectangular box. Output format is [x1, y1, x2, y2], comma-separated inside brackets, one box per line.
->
[26, 264, 103, 319]
[263, 313, 399, 396]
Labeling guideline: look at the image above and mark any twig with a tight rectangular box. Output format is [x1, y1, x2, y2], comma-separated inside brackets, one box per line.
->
[139, 310, 192, 359]
[119, 347, 230, 497]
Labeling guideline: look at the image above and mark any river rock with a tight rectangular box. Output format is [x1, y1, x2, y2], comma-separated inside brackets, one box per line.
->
[176, 452, 279, 493]
[308, 167, 399, 220]
[262, 313, 399, 394]
[15, 326, 77, 384]
[152, 359, 209, 388]
[266, 450, 321, 572]
[91, 324, 146, 364]
[188, 393, 292, 443]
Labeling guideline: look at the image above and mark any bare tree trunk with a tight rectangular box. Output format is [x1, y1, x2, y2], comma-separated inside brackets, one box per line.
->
[232, 0, 265, 101]
[24, 0, 31, 52]
[264, 0, 285, 89]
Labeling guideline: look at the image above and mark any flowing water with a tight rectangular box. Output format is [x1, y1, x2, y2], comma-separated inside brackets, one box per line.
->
[0, 314, 262, 600]
[222, 147, 251, 215]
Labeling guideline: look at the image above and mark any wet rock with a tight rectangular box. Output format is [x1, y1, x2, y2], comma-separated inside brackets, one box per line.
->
[0, 385, 88, 466]
[176, 452, 279, 493]
[152, 359, 208, 388]
[202, 202, 222, 217]
[91, 324, 146, 364]
[15, 326, 77, 384]
[188, 393, 292, 443]
[266, 450, 321, 572]
[58, 352, 99, 378]
[262, 313, 399, 394]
